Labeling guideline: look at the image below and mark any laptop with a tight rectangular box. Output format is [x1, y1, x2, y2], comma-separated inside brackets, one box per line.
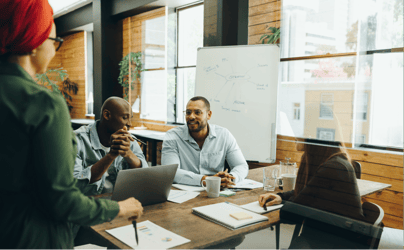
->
[110, 164, 178, 206]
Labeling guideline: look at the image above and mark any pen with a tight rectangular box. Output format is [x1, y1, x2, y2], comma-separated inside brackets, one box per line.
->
[263, 203, 268, 211]
[131, 135, 147, 145]
[132, 220, 139, 246]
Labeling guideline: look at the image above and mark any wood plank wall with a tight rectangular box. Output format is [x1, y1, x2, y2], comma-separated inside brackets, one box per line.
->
[247, 0, 403, 229]
[248, 0, 281, 45]
[47, 31, 87, 119]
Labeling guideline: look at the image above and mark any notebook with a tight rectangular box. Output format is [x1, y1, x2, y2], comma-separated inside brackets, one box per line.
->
[192, 202, 268, 230]
[240, 201, 283, 214]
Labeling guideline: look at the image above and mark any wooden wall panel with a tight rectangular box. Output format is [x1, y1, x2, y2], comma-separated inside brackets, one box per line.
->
[248, 0, 281, 45]
[47, 31, 87, 119]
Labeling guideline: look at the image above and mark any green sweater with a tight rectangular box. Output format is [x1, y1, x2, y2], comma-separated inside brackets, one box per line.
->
[0, 62, 120, 248]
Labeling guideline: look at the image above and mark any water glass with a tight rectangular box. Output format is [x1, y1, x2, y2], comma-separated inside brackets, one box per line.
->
[263, 165, 279, 191]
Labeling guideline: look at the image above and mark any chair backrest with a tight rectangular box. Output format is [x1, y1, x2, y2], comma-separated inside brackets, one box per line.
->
[362, 201, 384, 226]
[352, 161, 362, 179]
[281, 201, 384, 249]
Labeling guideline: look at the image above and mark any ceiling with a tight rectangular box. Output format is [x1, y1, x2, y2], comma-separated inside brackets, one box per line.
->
[49, 0, 92, 18]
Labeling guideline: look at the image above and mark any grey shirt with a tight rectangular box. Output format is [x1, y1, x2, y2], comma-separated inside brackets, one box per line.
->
[161, 124, 249, 186]
[73, 121, 148, 196]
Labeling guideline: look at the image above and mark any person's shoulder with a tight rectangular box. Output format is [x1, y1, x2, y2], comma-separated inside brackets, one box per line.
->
[319, 155, 354, 174]
[211, 124, 233, 137]
[74, 124, 91, 135]
[165, 125, 186, 137]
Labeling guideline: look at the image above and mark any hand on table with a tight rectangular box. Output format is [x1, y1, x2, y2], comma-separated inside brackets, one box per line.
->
[117, 197, 143, 221]
[214, 169, 236, 188]
[259, 193, 282, 207]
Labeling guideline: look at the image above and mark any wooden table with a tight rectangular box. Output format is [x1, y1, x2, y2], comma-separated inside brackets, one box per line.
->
[89, 168, 392, 249]
[129, 129, 166, 166]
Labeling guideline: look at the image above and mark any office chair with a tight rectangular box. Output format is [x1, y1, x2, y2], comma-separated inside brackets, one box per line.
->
[352, 161, 362, 179]
[279, 201, 384, 249]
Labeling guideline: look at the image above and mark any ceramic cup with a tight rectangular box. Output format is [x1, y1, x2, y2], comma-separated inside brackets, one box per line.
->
[202, 176, 221, 198]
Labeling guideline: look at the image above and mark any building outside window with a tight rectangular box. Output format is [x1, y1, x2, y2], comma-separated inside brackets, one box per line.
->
[293, 103, 300, 120]
[277, 0, 403, 150]
[317, 128, 335, 141]
[319, 93, 333, 119]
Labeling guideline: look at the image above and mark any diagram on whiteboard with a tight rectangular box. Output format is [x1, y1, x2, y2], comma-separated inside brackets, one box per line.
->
[195, 45, 279, 163]
[202, 57, 270, 111]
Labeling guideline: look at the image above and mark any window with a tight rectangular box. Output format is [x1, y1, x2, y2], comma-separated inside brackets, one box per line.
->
[353, 93, 368, 120]
[317, 128, 335, 141]
[167, 3, 204, 124]
[293, 103, 300, 120]
[85, 31, 94, 116]
[277, 0, 403, 149]
[320, 93, 333, 119]
[141, 15, 167, 121]
[355, 134, 366, 145]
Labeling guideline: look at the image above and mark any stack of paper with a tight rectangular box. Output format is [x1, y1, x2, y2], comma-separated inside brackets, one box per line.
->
[106, 220, 190, 249]
[240, 201, 283, 214]
[192, 202, 268, 230]
[168, 190, 200, 203]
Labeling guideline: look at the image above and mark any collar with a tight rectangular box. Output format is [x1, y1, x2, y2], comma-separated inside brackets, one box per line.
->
[0, 61, 35, 82]
[89, 120, 104, 150]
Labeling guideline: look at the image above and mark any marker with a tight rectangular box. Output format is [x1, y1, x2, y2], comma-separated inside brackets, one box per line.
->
[131, 135, 147, 145]
[132, 220, 139, 245]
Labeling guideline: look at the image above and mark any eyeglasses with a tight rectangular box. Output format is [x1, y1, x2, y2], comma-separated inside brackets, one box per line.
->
[184, 109, 204, 116]
[48, 37, 64, 51]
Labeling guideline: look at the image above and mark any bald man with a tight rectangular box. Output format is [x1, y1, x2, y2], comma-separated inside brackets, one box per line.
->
[73, 97, 148, 196]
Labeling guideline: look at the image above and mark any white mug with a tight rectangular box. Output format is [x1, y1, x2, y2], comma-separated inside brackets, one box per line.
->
[202, 176, 221, 198]
[281, 174, 297, 192]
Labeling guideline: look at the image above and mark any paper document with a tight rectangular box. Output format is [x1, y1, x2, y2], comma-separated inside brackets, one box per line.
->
[168, 190, 200, 203]
[172, 183, 205, 192]
[74, 244, 107, 249]
[106, 220, 190, 249]
[240, 201, 283, 214]
[232, 179, 263, 189]
[192, 202, 268, 230]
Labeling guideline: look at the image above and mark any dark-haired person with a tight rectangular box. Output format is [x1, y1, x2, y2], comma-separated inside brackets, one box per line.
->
[74, 96, 148, 196]
[162, 96, 248, 187]
[259, 139, 366, 248]
[0, 0, 142, 248]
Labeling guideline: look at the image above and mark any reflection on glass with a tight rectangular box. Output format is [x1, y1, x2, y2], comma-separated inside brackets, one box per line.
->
[278, 52, 403, 149]
[281, 0, 403, 58]
[178, 5, 204, 67]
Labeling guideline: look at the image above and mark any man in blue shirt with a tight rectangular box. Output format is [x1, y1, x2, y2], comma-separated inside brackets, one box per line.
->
[162, 96, 249, 187]
[73, 97, 148, 196]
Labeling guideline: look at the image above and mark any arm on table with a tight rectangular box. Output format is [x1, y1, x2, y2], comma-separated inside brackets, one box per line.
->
[224, 130, 249, 184]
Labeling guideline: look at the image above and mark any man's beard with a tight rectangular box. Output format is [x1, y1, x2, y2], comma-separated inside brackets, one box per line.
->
[187, 120, 207, 133]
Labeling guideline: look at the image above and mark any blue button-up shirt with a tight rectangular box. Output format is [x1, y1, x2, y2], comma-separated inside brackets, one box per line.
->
[161, 124, 248, 186]
[73, 121, 148, 196]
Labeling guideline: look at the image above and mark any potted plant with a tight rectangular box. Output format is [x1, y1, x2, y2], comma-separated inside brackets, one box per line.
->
[118, 52, 144, 100]
[36, 67, 79, 112]
[260, 27, 280, 45]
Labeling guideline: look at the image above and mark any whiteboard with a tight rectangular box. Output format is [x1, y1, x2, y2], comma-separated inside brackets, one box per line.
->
[195, 45, 279, 162]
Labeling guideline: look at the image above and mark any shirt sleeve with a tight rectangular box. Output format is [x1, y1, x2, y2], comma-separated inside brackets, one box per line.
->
[31, 93, 119, 225]
[225, 130, 249, 183]
[73, 136, 104, 195]
[161, 132, 204, 186]
[130, 140, 148, 168]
